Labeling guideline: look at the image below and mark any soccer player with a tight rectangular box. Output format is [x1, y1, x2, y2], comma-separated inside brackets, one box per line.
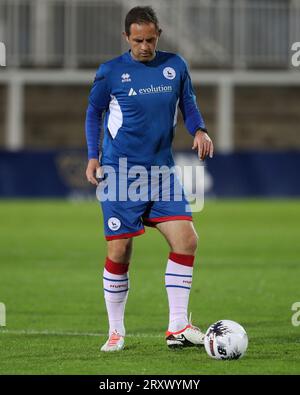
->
[85, 6, 214, 352]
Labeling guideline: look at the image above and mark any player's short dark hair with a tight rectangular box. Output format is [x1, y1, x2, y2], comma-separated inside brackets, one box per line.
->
[125, 6, 162, 36]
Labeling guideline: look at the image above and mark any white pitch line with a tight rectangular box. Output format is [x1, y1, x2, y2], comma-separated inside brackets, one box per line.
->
[0, 329, 163, 338]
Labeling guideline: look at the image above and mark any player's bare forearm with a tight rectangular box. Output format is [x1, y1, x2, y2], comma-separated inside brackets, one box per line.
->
[192, 130, 214, 161]
[86, 158, 101, 186]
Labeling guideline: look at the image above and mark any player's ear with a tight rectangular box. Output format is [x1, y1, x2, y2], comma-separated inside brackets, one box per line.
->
[158, 28, 162, 37]
[122, 31, 130, 43]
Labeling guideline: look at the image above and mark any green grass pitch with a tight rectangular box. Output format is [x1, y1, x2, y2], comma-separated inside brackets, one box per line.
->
[0, 199, 300, 375]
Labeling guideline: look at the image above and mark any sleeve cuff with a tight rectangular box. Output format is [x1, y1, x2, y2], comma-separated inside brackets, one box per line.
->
[88, 152, 99, 160]
[196, 127, 208, 134]
[191, 126, 208, 136]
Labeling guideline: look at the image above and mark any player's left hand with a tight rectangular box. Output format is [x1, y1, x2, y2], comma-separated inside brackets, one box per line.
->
[86, 158, 102, 186]
[192, 130, 214, 160]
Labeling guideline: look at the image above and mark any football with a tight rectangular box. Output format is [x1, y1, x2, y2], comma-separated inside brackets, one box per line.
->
[204, 320, 248, 360]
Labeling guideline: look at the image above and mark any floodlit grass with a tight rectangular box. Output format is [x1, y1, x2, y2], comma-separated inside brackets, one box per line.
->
[0, 199, 300, 374]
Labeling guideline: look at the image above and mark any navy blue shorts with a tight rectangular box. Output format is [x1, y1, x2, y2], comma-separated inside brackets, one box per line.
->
[97, 168, 192, 240]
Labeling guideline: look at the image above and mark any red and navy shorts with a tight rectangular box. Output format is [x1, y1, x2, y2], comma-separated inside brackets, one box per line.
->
[98, 169, 192, 240]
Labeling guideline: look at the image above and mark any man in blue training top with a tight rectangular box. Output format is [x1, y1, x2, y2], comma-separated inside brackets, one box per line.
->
[85, 6, 214, 352]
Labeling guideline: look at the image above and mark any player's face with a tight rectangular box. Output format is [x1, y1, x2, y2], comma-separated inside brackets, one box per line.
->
[125, 23, 160, 62]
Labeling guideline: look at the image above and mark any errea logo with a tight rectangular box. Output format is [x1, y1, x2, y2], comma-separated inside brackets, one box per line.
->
[121, 73, 131, 82]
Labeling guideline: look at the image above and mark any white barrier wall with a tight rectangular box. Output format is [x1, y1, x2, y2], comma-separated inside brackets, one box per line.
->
[1, 70, 300, 153]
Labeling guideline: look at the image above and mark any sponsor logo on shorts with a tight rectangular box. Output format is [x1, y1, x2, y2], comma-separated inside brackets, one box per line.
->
[108, 217, 121, 231]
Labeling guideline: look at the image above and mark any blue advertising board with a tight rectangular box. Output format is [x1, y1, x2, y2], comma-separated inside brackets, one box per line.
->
[0, 150, 299, 198]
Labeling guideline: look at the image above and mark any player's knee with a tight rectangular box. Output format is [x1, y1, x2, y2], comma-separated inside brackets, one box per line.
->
[172, 230, 198, 255]
[107, 239, 132, 263]
[180, 229, 198, 255]
[185, 232, 198, 255]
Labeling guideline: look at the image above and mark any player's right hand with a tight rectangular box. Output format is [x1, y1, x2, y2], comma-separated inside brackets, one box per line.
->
[86, 159, 102, 186]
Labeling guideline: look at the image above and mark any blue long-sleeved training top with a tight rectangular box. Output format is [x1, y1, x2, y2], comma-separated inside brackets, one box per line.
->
[85, 50, 207, 169]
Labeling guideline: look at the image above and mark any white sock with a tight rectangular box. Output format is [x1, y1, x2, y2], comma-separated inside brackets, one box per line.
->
[103, 262, 129, 337]
[165, 252, 194, 332]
